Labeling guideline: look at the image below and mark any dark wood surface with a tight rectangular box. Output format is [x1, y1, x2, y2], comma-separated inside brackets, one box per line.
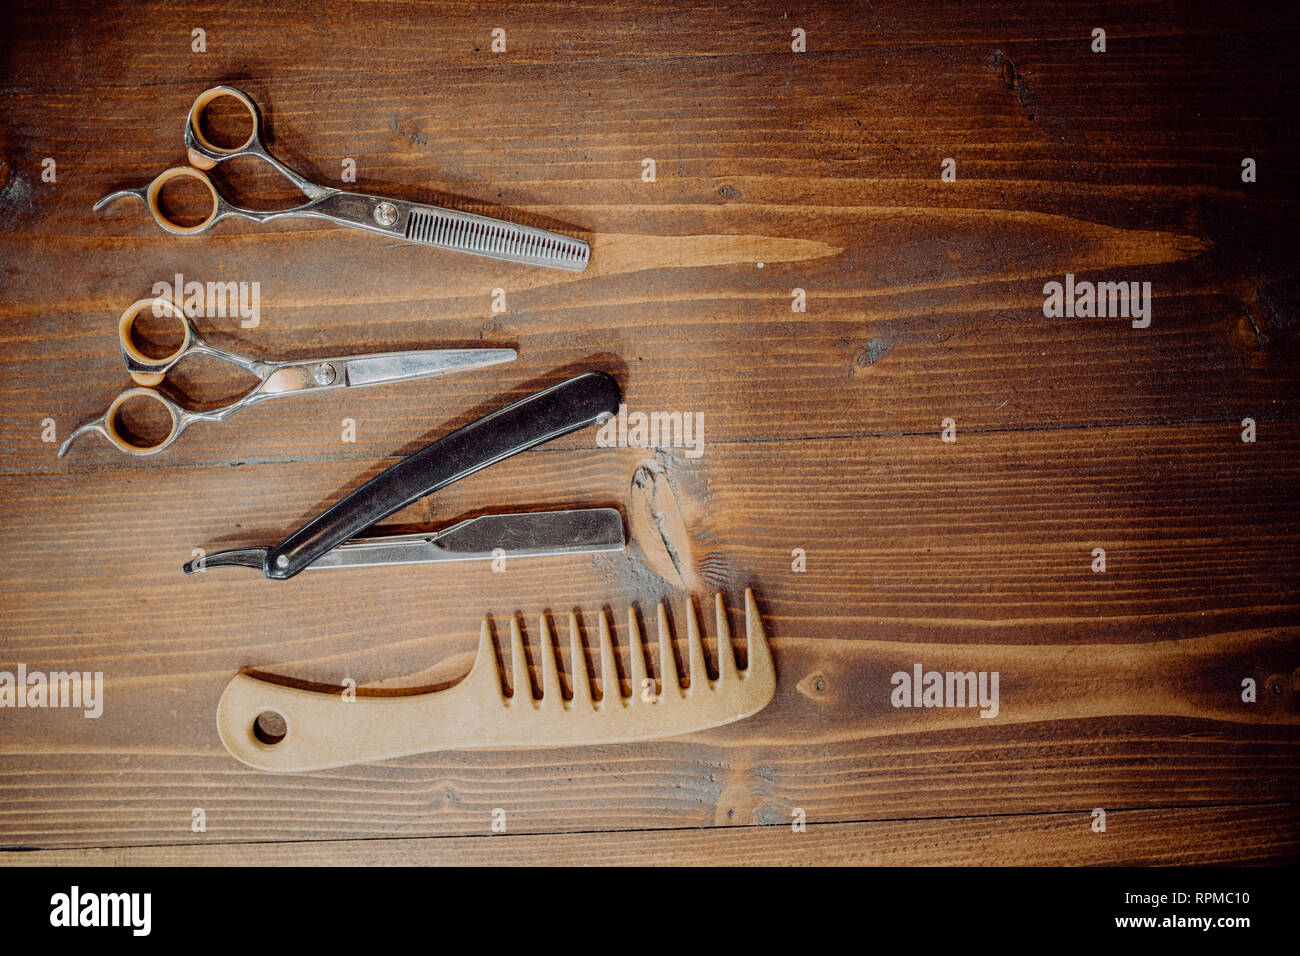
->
[0, 0, 1296, 864]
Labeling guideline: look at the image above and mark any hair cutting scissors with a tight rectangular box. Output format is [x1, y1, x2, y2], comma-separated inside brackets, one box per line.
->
[94, 86, 590, 271]
[59, 297, 517, 457]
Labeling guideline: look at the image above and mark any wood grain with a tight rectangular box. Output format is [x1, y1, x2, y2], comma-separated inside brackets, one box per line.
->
[0, 0, 1297, 863]
[8, 804, 1298, 866]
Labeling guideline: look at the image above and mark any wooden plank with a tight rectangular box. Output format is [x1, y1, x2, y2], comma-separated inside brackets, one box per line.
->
[0, 427, 1295, 847]
[2, 4, 1297, 472]
[9, 254, 1293, 473]
[0, 1, 1286, 73]
[0, 0, 1295, 862]
[4, 426, 1296, 645]
[6, 804, 1298, 866]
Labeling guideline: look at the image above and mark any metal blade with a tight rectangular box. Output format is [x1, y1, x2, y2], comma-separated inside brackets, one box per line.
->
[342, 348, 516, 387]
[306, 508, 625, 570]
[402, 205, 590, 271]
[183, 547, 268, 574]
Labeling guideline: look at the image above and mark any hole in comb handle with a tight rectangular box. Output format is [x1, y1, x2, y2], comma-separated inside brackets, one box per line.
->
[253, 710, 287, 746]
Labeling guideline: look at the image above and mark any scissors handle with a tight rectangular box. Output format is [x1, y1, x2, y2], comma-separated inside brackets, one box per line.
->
[98, 164, 320, 237]
[57, 381, 273, 457]
[116, 296, 191, 385]
[56, 297, 273, 457]
[183, 86, 324, 198]
[183, 86, 260, 169]
[95, 86, 330, 235]
[57, 387, 189, 457]
[117, 296, 265, 383]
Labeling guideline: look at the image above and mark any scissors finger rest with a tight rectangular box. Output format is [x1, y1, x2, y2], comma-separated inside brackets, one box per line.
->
[57, 387, 188, 457]
[92, 166, 228, 236]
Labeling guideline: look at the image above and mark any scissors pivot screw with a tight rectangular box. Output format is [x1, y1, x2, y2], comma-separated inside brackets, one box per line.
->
[374, 202, 398, 227]
[312, 363, 338, 385]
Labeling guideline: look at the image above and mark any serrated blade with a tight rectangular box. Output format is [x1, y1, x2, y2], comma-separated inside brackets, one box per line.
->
[403, 205, 589, 271]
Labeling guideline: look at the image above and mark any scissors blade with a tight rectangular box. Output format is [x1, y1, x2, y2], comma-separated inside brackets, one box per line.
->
[342, 348, 516, 387]
[306, 508, 625, 570]
[401, 203, 590, 271]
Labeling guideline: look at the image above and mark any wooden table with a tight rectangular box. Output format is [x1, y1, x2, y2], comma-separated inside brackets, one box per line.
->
[1, 0, 1296, 865]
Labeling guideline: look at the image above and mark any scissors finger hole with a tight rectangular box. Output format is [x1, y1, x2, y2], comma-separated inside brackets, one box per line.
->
[189, 88, 258, 154]
[106, 389, 177, 455]
[120, 298, 189, 367]
[148, 167, 219, 233]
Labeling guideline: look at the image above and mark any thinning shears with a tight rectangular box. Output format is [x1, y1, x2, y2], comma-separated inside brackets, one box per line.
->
[59, 297, 516, 457]
[94, 86, 590, 271]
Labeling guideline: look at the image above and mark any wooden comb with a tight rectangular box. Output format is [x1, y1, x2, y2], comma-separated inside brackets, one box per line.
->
[217, 589, 776, 772]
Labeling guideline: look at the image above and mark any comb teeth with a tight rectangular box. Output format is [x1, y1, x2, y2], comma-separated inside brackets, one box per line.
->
[405, 208, 590, 270]
[491, 589, 772, 710]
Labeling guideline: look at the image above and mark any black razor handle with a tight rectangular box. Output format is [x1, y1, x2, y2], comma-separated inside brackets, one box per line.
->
[264, 371, 621, 580]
